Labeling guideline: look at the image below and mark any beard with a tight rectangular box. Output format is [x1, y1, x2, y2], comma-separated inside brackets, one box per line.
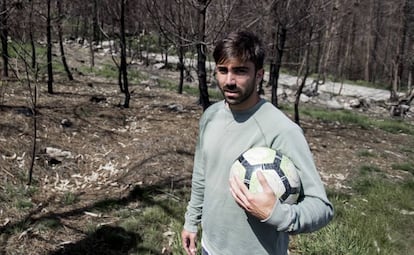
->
[220, 77, 257, 106]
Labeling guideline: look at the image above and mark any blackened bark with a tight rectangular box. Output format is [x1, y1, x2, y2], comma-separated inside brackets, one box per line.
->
[120, 0, 130, 108]
[178, 45, 184, 94]
[29, 0, 36, 71]
[269, 24, 287, 107]
[294, 29, 312, 126]
[1, 0, 8, 78]
[196, 1, 210, 111]
[57, 0, 74, 81]
[47, 0, 53, 93]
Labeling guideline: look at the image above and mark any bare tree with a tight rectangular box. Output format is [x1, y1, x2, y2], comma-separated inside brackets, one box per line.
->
[46, 0, 53, 93]
[294, 1, 316, 125]
[266, 0, 320, 107]
[268, 21, 287, 107]
[119, 0, 130, 108]
[8, 40, 40, 186]
[390, 0, 410, 101]
[194, 0, 211, 110]
[57, 0, 74, 81]
[0, 0, 9, 78]
[28, 0, 37, 71]
[144, 0, 191, 94]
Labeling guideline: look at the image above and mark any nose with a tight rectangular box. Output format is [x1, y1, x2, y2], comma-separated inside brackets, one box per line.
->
[225, 72, 236, 85]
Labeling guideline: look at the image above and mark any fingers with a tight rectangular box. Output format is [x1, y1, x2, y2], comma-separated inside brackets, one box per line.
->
[256, 170, 273, 193]
[181, 230, 197, 255]
[229, 174, 254, 211]
[229, 179, 243, 207]
[229, 171, 277, 220]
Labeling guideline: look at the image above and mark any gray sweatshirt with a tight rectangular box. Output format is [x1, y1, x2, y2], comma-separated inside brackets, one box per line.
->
[184, 99, 333, 255]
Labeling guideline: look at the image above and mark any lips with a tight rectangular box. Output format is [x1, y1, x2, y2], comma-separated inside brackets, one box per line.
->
[224, 90, 239, 98]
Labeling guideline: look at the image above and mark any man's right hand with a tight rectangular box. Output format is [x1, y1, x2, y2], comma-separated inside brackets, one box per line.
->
[181, 229, 198, 255]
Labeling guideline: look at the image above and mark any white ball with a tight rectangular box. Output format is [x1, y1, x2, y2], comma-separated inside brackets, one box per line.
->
[230, 147, 301, 204]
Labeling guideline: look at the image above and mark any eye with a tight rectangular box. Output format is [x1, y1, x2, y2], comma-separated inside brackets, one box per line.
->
[217, 67, 228, 74]
[234, 68, 249, 75]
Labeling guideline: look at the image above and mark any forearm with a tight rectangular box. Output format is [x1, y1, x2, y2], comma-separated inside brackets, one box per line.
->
[265, 195, 333, 233]
[184, 179, 204, 233]
[184, 144, 205, 233]
[267, 128, 334, 233]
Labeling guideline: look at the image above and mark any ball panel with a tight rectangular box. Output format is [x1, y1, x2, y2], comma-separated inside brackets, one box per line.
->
[262, 170, 286, 197]
[248, 172, 262, 193]
[280, 157, 301, 189]
[242, 147, 276, 165]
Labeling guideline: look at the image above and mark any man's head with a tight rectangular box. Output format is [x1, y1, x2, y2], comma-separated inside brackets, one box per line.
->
[213, 31, 266, 111]
[213, 31, 265, 72]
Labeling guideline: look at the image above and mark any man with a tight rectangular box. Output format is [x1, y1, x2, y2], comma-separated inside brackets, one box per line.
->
[181, 31, 333, 255]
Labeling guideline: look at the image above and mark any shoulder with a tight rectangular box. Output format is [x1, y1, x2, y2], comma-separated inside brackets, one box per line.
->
[255, 100, 299, 130]
[199, 100, 226, 125]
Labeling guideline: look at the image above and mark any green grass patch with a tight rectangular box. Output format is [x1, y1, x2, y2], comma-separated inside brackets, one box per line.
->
[3, 183, 37, 211]
[292, 175, 414, 255]
[356, 149, 376, 158]
[36, 217, 62, 231]
[103, 172, 413, 255]
[391, 162, 414, 175]
[115, 189, 191, 254]
[159, 79, 223, 101]
[300, 107, 414, 135]
[60, 191, 79, 205]
[359, 164, 382, 175]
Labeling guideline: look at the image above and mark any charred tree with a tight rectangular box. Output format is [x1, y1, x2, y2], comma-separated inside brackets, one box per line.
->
[1, 0, 8, 78]
[29, 0, 37, 71]
[294, 28, 312, 126]
[195, 0, 211, 111]
[269, 24, 287, 108]
[57, 0, 73, 81]
[46, 0, 54, 93]
[120, 0, 130, 108]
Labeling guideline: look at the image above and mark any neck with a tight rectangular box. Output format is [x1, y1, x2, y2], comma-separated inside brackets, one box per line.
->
[227, 94, 261, 111]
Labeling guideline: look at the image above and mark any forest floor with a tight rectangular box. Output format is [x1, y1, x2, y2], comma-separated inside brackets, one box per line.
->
[0, 43, 413, 254]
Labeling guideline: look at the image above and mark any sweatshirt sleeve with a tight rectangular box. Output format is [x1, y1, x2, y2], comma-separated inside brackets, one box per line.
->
[183, 120, 206, 233]
[265, 127, 334, 234]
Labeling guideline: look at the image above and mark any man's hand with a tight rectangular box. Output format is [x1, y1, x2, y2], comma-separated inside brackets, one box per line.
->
[181, 229, 197, 255]
[229, 170, 278, 220]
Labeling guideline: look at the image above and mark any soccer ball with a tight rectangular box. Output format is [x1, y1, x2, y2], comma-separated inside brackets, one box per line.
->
[230, 147, 301, 204]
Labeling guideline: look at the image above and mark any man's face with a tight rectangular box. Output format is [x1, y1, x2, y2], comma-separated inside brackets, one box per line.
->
[215, 59, 263, 111]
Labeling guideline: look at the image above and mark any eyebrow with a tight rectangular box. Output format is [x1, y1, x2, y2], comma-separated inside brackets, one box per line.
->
[233, 66, 249, 71]
[216, 65, 250, 71]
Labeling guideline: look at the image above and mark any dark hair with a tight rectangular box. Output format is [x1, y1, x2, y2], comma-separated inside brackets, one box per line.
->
[213, 31, 265, 71]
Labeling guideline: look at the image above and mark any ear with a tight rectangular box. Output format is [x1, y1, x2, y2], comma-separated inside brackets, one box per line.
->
[256, 68, 264, 83]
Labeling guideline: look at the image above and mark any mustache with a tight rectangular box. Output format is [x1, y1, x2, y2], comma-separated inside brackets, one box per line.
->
[223, 84, 238, 91]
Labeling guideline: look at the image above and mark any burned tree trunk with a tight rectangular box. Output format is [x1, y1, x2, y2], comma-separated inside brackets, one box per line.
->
[120, 0, 130, 108]
[195, 0, 210, 111]
[47, 0, 54, 93]
[57, 0, 74, 81]
[1, 0, 9, 78]
[269, 24, 287, 108]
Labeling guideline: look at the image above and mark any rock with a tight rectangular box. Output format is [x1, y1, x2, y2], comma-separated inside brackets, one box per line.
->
[167, 104, 184, 112]
[326, 98, 344, 110]
[45, 147, 73, 161]
[153, 63, 165, 70]
[349, 98, 362, 108]
[61, 119, 73, 128]
[90, 95, 107, 103]
[300, 94, 311, 103]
